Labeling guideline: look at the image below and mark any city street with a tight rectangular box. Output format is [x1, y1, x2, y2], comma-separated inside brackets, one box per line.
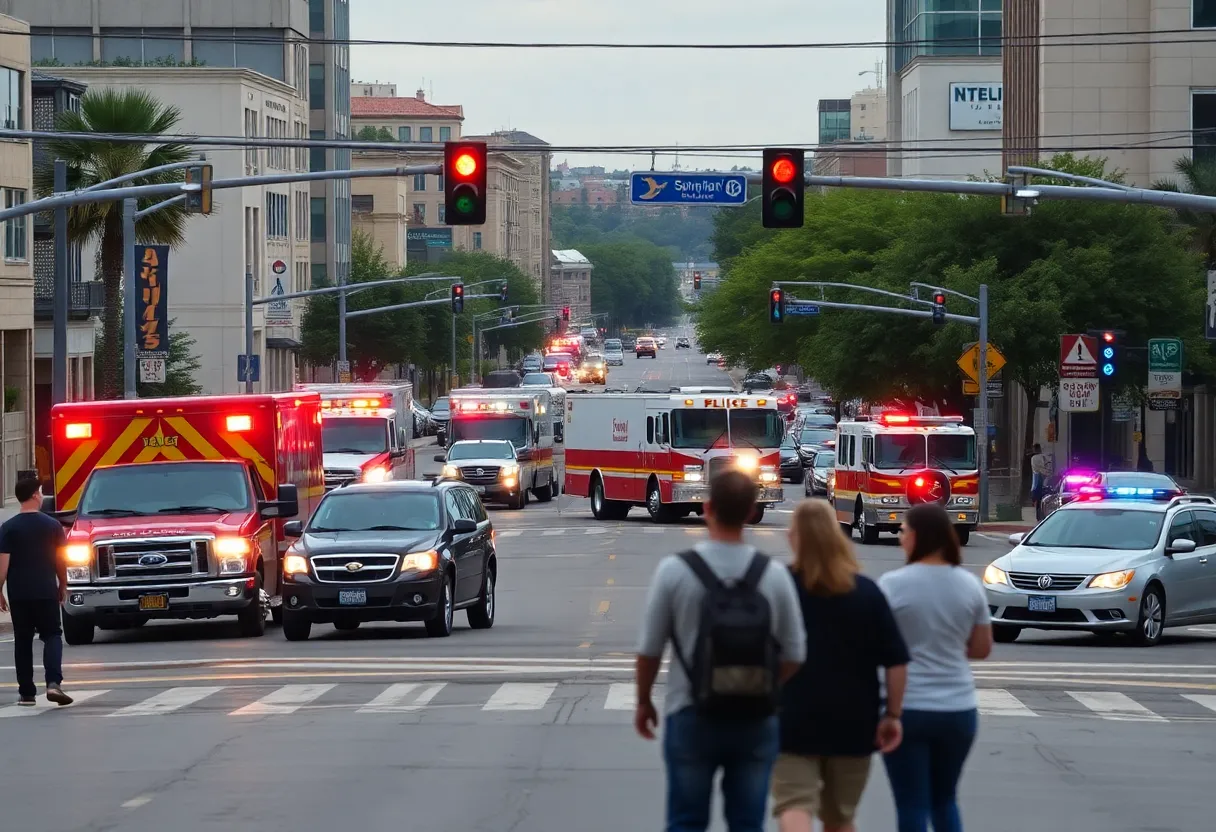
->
[1, 338, 1214, 831]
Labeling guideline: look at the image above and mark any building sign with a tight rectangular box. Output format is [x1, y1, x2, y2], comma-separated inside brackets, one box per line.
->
[266, 258, 292, 327]
[1147, 337, 1183, 411]
[407, 228, 453, 248]
[135, 244, 169, 360]
[1059, 378, 1099, 413]
[949, 82, 1003, 131]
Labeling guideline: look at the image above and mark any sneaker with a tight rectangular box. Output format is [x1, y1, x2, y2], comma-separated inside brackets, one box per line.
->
[46, 687, 73, 706]
[17, 697, 35, 707]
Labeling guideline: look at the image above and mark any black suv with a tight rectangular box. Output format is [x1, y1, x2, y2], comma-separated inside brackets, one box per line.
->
[278, 481, 496, 640]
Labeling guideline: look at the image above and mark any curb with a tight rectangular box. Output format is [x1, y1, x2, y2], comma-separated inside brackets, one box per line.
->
[979, 524, 1036, 533]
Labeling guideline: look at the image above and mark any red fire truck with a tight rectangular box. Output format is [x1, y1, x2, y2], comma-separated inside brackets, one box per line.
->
[446, 389, 561, 502]
[295, 382, 415, 489]
[564, 393, 784, 523]
[47, 393, 324, 644]
[831, 413, 979, 545]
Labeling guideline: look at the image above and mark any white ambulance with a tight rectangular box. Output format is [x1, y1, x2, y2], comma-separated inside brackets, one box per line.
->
[295, 382, 416, 489]
[445, 389, 559, 503]
[564, 393, 784, 524]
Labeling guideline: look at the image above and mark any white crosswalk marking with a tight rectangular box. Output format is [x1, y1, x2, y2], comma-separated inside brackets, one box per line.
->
[1182, 694, 1216, 714]
[542, 529, 563, 536]
[0, 689, 111, 718]
[1068, 690, 1167, 722]
[583, 528, 606, 535]
[482, 682, 556, 711]
[110, 686, 223, 717]
[230, 684, 335, 716]
[357, 683, 446, 713]
[644, 528, 664, 535]
[977, 689, 1037, 718]
[604, 683, 635, 711]
[498, 530, 522, 538]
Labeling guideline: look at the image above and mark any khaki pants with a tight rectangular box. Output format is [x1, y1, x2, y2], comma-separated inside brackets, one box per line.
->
[771, 753, 872, 826]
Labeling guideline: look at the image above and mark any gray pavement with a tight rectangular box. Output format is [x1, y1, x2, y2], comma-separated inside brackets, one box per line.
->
[1, 331, 1214, 831]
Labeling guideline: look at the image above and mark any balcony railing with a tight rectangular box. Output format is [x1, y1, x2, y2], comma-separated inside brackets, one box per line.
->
[33, 280, 105, 320]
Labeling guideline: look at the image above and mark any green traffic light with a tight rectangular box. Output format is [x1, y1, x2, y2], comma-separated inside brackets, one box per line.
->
[455, 193, 476, 215]
[770, 193, 796, 221]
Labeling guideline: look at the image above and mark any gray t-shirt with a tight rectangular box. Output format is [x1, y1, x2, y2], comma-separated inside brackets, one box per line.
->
[637, 541, 806, 715]
[878, 563, 990, 712]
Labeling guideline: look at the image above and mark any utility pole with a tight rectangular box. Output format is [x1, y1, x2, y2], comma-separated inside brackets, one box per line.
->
[245, 271, 255, 393]
[122, 198, 137, 399]
[52, 160, 68, 404]
[977, 284, 990, 520]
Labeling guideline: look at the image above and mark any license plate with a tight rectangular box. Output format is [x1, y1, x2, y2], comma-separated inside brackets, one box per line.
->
[338, 589, 367, 606]
[474, 485, 485, 494]
[138, 594, 168, 611]
[1027, 595, 1056, 613]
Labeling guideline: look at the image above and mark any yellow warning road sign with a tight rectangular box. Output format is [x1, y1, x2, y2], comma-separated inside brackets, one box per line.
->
[957, 343, 1006, 384]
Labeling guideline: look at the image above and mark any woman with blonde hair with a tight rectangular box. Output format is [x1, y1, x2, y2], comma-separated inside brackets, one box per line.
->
[772, 499, 909, 832]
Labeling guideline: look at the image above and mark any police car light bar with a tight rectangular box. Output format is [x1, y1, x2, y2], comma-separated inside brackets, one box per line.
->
[875, 414, 965, 426]
[1079, 485, 1183, 501]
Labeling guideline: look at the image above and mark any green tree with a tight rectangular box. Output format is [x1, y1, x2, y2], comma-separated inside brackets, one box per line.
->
[355, 125, 395, 142]
[33, 88, 195, 399]
[101, 318, 204, 398]
[1153, 156, 1216, 268]
[577, 240, 681, 329]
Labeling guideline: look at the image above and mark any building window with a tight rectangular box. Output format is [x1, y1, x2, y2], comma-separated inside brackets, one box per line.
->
[309, 64, 325, 108]
[244, 108, 260, 174]
[893, 1, 1002, 71]
[437, 173, 444, 191]
[439, 126, 451, 141]
[266, 115, 288, 170]
[295, 190, 308, 241]
[473, 231, 482, 250]
[398, 126, 411, 142]
[266, 192, 289, 239]
[311, 197, 327, 241]
[1194, 92, 1216, 167]
[413, 173, 426, 191]
[1197, 0, 1216, 28]
[311, 262, 327, 286]
[438, 204, 445, 223]
[352, 194, 374, 213]
[4, 188, 25, 260]
[420, 126, 433, 142]
[310, 130, 326, 171]
[0, 68, 22, 129]
[309, 0, 325, 33]
[412, 203, 426, 225]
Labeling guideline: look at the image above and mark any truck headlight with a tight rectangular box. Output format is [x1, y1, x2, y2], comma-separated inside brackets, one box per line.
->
[66, 566, 90, 583]
[214, 537, 251, 557]
[983, 564, 1009, 586]
[442, 464, 459, 478]
[64, 544, 91, 565]
[283, 554, 309, 576]
[683, 465, 704, 482]
[759, 465, 778, 484]
[734, 455, 759, 472]
[401, 550, 438, 572]
[363, 465, 389, 483]
[500, 464, 520, 478]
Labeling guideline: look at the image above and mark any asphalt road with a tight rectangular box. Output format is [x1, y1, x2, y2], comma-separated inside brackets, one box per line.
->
[1, 333, 1213, 831]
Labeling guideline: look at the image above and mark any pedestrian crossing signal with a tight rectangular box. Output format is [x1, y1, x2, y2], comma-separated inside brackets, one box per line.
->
[769, 288, 784, 324]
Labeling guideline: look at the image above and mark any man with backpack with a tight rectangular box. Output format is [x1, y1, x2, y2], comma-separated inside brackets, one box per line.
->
[635, 469, 806, 831]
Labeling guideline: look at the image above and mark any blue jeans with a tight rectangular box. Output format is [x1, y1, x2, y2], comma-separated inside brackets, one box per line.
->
[663, 707, 779, 832]
[883, 708, 978, 832]
[10, 599, 64, 699]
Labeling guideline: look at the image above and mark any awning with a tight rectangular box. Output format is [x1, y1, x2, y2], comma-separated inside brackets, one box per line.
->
[267, 337, 302, 351]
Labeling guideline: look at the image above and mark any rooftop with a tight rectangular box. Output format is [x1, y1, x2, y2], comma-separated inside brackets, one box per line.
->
[552, 250, 592, 266]
[351, 90, 464, 120]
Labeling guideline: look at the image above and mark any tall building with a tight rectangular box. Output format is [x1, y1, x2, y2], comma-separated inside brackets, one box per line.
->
[817, 99, 851, 145]
[550, 250, 592, 325]
[886, 0, 1003, 179]
[351, 80, 397, 98]
[308, 0, 352, 292]
[814, 88, 889, 177]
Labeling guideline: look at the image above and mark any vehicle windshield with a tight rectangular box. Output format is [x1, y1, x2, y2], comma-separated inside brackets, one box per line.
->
[451, 416, 529, 447]
[1022, 507, 1165, 550]
[1103, 472, 1179, 491]
[431, 398, 450, 417]
[670, 409, 783, 449]
[447, 442, 516, 461]
[781, 433, 797, 450]
[78, 462, 250, 516]
[813, 452, 837, 469]
[928, 434, 977, 470]
[543, 354, 572, 369]
[874, 434, 926, 470]
[321, 417, 387, 454]
[521, 373, 552, 386]
[604, 340, 622, 349]
[309, 491, 441, 532]
[800, 415, 836, 429]
[800, 429, 835, 446]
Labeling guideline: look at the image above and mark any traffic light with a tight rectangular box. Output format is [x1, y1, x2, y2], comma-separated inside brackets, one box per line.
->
[762, 148, 805, 229]
[553, 316, 561, 329]
[499, 282, 508, 302]
[932, 291, 946, 325]
[443, 141, 487, 225]
[693, 272, 701, 291]
[769, 288, 784, 324]
[562, 306, 570, 321]
[1100, 331, 1117, 379]
[451, 283, 464, 313]
[184, 164, 213, 214]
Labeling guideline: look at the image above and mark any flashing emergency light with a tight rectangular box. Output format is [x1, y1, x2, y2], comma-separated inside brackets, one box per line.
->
[444, 142, 487, 225]
[932, 292, 946, 326]
[876, 413, 965, 426]
[64, 422, 92, 439]
[1064, 472, 1098, 484]
[226, 414, 252, 432]
[1081, 485, 1183, 501]
[451, 283, 465, 313]
[762, 148, 805, 228]
[769, 288, 785, 324]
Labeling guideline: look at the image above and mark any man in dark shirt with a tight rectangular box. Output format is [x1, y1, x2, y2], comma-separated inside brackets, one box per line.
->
[0, 477, 73, 706]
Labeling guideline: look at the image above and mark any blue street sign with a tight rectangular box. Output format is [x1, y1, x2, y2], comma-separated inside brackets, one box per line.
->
[785, 302, 821, 316]
[238, 354, 260, 383]
[630, 172, 749, 206]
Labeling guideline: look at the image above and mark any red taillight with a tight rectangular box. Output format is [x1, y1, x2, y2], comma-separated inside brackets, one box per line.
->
[226, 414, 252, 432]
[64, 422, 92, 439]
[914, 476, 926, 487]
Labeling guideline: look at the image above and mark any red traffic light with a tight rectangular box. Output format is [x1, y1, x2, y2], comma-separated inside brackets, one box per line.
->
[1102, 331, 1115, 343]
[453, 285, 463, 296]
[770, 289, 782, 302]
[770, 157, 797, 184]
[453, 152, 479, 177]
[933, 292, 946, 305]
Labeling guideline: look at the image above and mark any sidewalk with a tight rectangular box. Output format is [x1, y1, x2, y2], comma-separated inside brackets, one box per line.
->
[979, 504, 1039, 533]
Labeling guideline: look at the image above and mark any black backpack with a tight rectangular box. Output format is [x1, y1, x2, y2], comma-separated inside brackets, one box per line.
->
[670, 550, 781, 720]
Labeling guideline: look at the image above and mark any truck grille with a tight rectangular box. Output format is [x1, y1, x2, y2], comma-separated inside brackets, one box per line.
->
[312, 554, 399, 583]
[460, 465, 501, 485]
[1008, 572, 1088, 592]
[707, 457, 732, 481]
[95, 537, 210, 582]
[324, 468, 360, 490]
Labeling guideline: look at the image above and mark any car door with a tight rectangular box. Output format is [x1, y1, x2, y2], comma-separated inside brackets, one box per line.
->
[1189, 509, 1216, 618]
[445, 489, 481, 603]
[1160, 510, 1206, 620]
[386, 418, 414, 480]
[461, 488, 493, 595]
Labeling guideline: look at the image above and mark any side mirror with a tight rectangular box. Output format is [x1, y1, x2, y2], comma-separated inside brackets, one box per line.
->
[259, 483, 299, 519]
[434, 454, 447, 463]
[452, 517, 478, 534]
[41, 494, 57, 515]
[399, 428, 409, 446]
[53, 510, 76, 528]
[1167, 538, 1197, 555]
[283, 520, 304, 538]
[1007, 532, 1026, 546]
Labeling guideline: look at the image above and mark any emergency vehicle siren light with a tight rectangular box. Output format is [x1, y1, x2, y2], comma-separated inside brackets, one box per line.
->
[226, 414, 253, 432]
[877, 414, 965, 426]
[64, 422, 92, 439]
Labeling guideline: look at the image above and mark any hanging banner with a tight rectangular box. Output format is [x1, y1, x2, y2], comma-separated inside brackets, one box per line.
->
[1058, 378, 1099, 412]
[266, 258, 293, 328]
[135, 244, 169, 360]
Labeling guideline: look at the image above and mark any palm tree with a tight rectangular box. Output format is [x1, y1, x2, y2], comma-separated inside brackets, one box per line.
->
[33, 88, 193, 399]
[1152, 156, 1216, 268]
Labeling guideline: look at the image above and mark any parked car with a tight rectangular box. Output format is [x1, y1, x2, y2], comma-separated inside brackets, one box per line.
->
[279, 480, 497, 640]
[412, 401, 437, 437]
[706, 352, 723, 365]
[804, 449, 835, 497]
[779, 433, 804, 483]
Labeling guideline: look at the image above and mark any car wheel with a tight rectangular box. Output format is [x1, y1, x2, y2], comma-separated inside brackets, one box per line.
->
[993, 625, 1021, 643]
[1130, 585, 1165, 646]
[425, 572, 455, 638]
[281, 608, 312, 641]
[857, 506, 879, 545]
[646, 480, 675, 523]
[955, 526, 971, 546]
[533, 478, 554, 502]
[467, 566, 496, 629]
[237, 576, 268, 637]
[748, 505, 765, 525]
[62, 612, 95, 646]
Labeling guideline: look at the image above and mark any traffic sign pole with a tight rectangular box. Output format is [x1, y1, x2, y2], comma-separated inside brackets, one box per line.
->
[978, 285, 989, 522]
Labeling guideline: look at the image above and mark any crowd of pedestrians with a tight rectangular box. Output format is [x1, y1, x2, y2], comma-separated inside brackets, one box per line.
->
[636, 470, 993, 832]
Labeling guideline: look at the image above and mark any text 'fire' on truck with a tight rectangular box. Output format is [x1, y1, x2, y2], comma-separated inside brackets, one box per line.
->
[295, 383, 415, 489]
[563, 393, 784, 524]
[831, 413, 979, 546]
[47, 392, 324, 645]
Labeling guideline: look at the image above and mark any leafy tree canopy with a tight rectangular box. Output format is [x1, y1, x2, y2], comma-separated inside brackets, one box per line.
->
[575, 239, 682, 329]
[101, 318, 203, 398]
[552, 202, 714, 262]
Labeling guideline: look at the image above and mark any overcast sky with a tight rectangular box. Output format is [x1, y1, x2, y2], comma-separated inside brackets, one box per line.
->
[350, 0, 886, 172]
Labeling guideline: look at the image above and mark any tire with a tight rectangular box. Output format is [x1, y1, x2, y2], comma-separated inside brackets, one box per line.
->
[62, 612, 95, 646]
[281, 609, 312, 641]
[509, 488, 527, 510]
[467, 566, 496, 629]
[955, 526, 971, 546]
[646, 480, 675, 524]
[237, 577, 268, 638]
[271, 606, 283, 626]
[993, 625, 1021, 644]
[333, 620, 360, 631]
[425, 572, 455, 638]
[591, 476, 629, 520]
[804, 474, 812, 497]
[856, 505, 879, 545]
[1130, 585, 1165, 646]
[840, 522, 853, 539]
[748, 505, 765, 525]
[534, 478, 554, 502]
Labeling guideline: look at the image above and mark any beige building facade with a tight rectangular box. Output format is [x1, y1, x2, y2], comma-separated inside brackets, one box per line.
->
[0, 12, 33, 503]
[550, 250, 592, 325]
[57, 67, 311, 396]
